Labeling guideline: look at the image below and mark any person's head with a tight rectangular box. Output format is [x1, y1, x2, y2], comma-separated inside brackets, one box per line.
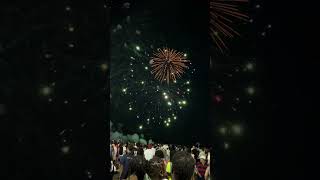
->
[146, 157, 165, 180]
[137, 147, 144, 156]
[119, 146, 123, 156]
[127, 144, 134, 155]
[199, 155, 206, 164]
[171, 151, 195, 180]
[155, 149, 164, 159]
[128, 155, 147, 180]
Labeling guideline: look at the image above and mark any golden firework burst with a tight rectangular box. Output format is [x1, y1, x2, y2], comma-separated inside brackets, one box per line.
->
[150, 48, 189, 84]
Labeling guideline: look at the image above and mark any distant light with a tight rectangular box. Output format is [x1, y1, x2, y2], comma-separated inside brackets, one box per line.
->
[145, 66, 148, 70]
[61, 146, 70, 154]
[182, 100, 187, 105]
[139, 125, 143, 130]
[232, 124, 243, 135]
[141, 81, 145, 84]
[41, 86, 52, 96]
[224, 142, 230, 150]
[219, 126, 227, 135]
[186, 81, 190, 84]
[101, 63, 108, 71]
[129, 107, 132, 111]
[168, 102, 172, 106]
[164, 95, 168, 99]
[187, 89, 190, 92]
[68, 26, 75, 32]
[247, 86, 255, 95]
[136, 46, 140, 51]
[184, 53, 187, 57]
[122, 88, 127, 92]
[173, 80, 177, 83]
[163, 92, 167, 96]
[246, 62, 254, 71]
[68, 43, 75, 48]
[173, 116, 177, 120]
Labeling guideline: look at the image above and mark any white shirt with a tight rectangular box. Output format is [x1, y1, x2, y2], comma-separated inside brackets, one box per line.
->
[144, 148, 155, 161]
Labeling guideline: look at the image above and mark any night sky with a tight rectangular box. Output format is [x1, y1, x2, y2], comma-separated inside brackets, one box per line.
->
[2, 0, 310, 180]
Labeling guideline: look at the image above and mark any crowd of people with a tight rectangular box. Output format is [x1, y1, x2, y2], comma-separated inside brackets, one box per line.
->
[110, 141, 212, 180]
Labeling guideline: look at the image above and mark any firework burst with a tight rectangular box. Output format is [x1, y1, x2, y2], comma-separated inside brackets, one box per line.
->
[111, 17, 194, 129]
[150, 48, 189, 84]
[210, 0, 249, 52]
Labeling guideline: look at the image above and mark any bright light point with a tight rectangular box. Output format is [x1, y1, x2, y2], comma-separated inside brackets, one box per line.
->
[164, 95, 168, 99]
[41, 86, 52, 96]
[219, 127, 227, 135]
[224, 142, 230, 149]
[136, 46, 140, 51]
[61, 146, 70, 154]
[184, 53, 187, 57]
[174, 116, 177, 120]
[232, 124, 242, 135]
[139, 125, 143, 130]
[122, 88, 127, 92]
[179, 106, 182, 109]
[186, 81, 190, 84]
[141, 81, 145, 84]
[101, 63, 108, 71]
[163, 92, 167, 96]
[187, 89, 190, 92]
[178, 101, 181, 105]
[68, 26, 74, 32]
[182, 100, 187, 105]
[246, 62, 254, 70]
[166, 123, 170, 127]
[247, 86, 255, 95]
[174, 80, 177, 83]
[145, 66, 148, 70]
[129, 107, 132, 111]
[168, 102, 172, 106]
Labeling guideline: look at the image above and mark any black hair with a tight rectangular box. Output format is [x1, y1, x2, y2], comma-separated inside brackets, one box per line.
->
[146, 156, 165, 180]
[171, 151, 195, 180]
[128, 155, 147, 180]
[155, 149, 164, 159]
[138, 147, 144, 156]
[119, 146, 123, 156]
